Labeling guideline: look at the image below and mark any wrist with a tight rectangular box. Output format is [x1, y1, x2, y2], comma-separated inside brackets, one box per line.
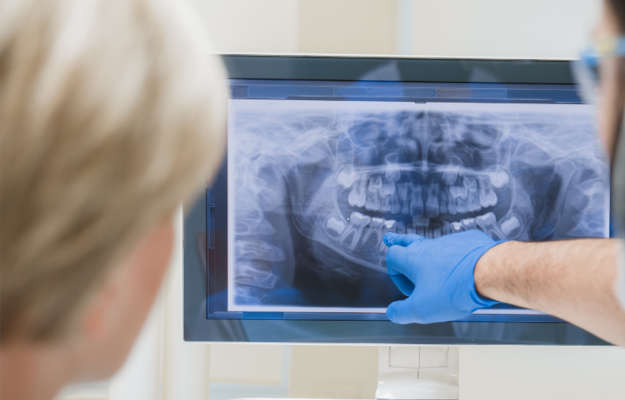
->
[474, 240, 517, 303]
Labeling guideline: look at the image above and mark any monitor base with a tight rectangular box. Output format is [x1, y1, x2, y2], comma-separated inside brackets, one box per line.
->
[376, 346, 458, 400]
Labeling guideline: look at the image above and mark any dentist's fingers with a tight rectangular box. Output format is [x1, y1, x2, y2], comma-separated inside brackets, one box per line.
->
[386, 244, 418, 279]
[386, 299, 416, 324]
[389, 273, 415, 296]
[383, 232, 424, 247]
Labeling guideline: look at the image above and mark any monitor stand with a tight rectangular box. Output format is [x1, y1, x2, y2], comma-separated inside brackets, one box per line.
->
[376, 346, 459, 400]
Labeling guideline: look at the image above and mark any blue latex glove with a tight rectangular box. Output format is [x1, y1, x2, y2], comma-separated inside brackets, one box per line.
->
[384, 230, 503, 324]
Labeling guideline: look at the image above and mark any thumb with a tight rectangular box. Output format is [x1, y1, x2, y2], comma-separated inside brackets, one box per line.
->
[386, 299, 416, 324]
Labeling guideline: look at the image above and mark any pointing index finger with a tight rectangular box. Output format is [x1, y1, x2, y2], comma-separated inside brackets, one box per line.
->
[383, 232, 424, 247]
[386, 244, 419, 280]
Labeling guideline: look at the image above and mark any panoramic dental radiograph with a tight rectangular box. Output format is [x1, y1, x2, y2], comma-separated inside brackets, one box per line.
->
[228, 100, 609, 311]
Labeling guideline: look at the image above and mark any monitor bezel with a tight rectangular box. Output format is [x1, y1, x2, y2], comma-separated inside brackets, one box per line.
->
[183, 54, 607, 345]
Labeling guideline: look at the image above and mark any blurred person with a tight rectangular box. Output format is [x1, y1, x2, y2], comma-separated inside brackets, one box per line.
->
[384, 0, 625, 346]
[0, 1, 226, 399]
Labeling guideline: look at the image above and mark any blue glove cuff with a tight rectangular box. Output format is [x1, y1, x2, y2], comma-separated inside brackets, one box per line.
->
[467, 240, 506, 309]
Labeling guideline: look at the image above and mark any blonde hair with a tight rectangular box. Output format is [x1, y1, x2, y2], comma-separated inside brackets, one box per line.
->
[0, 0, 227, 341]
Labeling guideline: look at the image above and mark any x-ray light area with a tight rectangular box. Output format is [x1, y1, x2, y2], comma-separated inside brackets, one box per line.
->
[227, 99, 609, 313]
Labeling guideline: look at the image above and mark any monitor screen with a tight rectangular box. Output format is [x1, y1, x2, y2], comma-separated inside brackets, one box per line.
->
[184, 56, 610, 344]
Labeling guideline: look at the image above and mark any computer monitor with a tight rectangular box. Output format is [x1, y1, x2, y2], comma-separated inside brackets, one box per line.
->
[184, 55, 610, 344]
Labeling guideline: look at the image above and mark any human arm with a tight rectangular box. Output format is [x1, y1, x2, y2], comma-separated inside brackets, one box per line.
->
[475, 238, 625, 345]
[385, 231, 625, 345]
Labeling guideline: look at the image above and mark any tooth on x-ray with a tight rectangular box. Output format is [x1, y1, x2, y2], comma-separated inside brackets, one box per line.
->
[384, 165, 402, 182]
[451, 221, 463, 232]
[384, 219, 397, 230]
[337, 165, 358, 188]
[348, 178, 367, 207]
[326, 216, 346, 237]
[500, 215, 521, 236]
[489, 170, 510, 188]
[228, 99, 609, 310]
[350, 211, 371, 226]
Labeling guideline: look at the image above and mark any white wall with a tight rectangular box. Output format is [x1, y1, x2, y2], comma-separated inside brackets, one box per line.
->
[405, 0, 598, 59]
[190, 0, 299, 54]
[460, 346, 625, 400]
[298, 0, 398, 54]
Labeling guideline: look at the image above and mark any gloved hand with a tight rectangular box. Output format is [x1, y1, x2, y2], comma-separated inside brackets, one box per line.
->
[384, 230, 503, 324]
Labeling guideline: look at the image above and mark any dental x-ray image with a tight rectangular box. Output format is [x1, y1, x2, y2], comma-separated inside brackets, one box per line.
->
[227, 99, 609, 312]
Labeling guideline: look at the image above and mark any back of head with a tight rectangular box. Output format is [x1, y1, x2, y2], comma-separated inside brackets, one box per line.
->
[608, 0, 625, 30]
[0, 0, 227, 342]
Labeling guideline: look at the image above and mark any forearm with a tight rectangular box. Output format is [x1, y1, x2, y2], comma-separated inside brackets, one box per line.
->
[475, 238, 625, 345]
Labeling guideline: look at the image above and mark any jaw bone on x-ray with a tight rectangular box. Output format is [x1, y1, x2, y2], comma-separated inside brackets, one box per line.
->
[228, 99, 609, 312]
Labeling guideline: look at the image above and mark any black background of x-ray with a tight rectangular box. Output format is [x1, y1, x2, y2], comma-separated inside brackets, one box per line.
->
[183, 55, 609, 344]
